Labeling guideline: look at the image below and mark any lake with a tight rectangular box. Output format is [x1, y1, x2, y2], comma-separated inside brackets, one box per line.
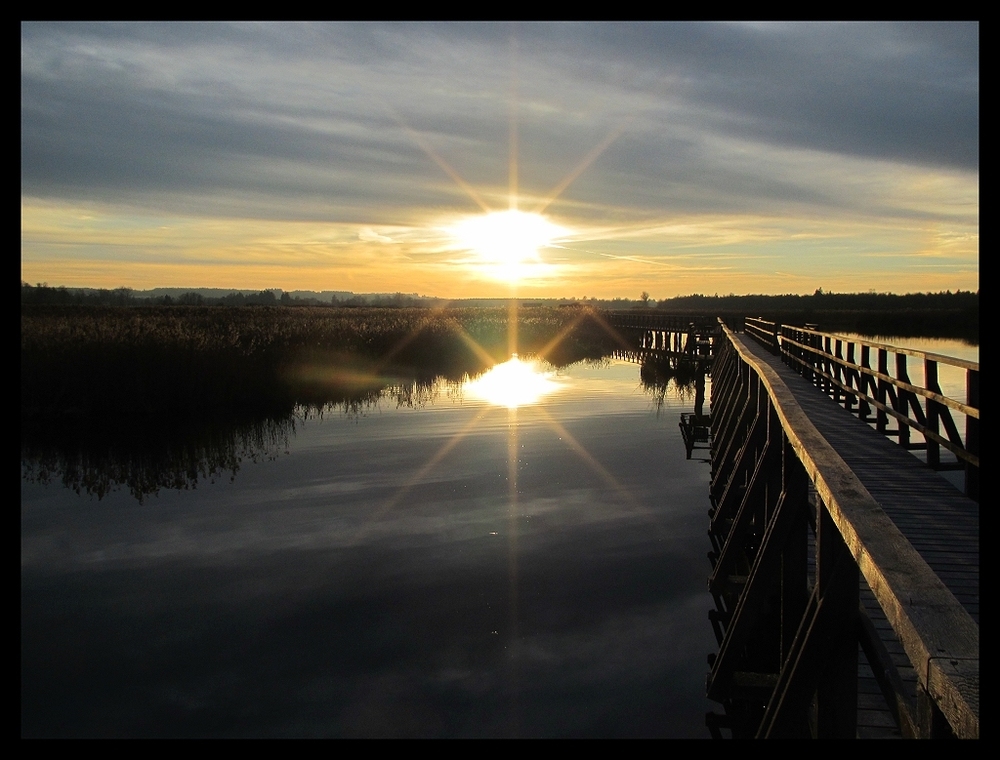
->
[21, 333, 977, 738]
[22, 354, 717, 738]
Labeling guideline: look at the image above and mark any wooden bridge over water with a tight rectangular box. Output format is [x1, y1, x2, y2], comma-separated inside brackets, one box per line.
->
[606, 311, 979, 739]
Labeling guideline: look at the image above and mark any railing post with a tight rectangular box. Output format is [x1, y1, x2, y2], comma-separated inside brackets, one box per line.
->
[812, 499, 859, 738]
[801, 329, 809, 379]
[833, 338, 845, 407]
[876, 349, 889, 434]
[925, 359, 940, 469]
[813, 334, 823, 391]
[845, 341, 858, 413]
[917, 688, 956, 738]
[859, 345, 872, 421]
[895, 354, 911, 448]
[823, 336, 833, 397]
[802, 331, 813, 384]
[780, 442, 809, 666]
[966, 369, 979, 501]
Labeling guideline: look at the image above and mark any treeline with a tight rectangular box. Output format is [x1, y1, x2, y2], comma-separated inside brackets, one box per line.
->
[18, 282, 979, 340]
[643, 290, 978, 343]
[19, 282, 650, 309]
[19, 282, 430, 308]
[22, 282, 978, 313]
[653, 289, 978, 314]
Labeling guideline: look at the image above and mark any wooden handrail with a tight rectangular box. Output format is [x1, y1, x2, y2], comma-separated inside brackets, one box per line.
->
[739, 319, 978, 498]
[779, 335, 979, 419]
[781, 324, 979, 372]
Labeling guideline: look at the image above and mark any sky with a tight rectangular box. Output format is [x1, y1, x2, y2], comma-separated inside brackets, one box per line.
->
[21, 22, 979, 299]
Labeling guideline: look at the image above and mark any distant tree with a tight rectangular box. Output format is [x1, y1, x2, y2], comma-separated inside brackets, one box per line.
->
[21, 282, 75, 305]
[245, 290, 277, 306]
[640, 291, 650, 305]
[112, 287, 134, 306]
[179, 292, 204, 306]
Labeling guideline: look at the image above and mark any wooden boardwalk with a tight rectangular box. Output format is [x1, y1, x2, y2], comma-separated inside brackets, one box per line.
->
[702, 325, 978, 739]
[601, 311, 978, 737]
[737, 332, 978, 738]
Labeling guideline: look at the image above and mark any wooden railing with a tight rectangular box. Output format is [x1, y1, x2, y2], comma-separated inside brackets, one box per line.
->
[744, 316, 780, 352]
[706, 321, 978, 738]
[604, 311, 717, 333]
[605, 312, 719, 359]
[743, 319, 979, 501]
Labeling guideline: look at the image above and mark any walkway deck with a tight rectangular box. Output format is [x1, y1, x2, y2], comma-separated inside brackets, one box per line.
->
[734, 333, 979, 737]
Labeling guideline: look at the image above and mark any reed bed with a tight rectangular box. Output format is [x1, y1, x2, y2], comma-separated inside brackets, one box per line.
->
[21, 304, 612, 422]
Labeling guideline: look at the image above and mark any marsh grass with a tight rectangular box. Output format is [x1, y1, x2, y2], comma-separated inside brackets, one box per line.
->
[21, 304, 613, 421]
[21, 304, 616, 500]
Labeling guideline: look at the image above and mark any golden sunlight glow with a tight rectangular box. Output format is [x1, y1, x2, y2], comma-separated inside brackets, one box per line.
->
[450, 210, 567, 283]
[464, 355, 564, 408]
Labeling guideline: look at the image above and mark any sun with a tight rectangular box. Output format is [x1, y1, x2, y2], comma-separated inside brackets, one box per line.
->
[464, 354, 564, 408]
[450, 209, 567, 283]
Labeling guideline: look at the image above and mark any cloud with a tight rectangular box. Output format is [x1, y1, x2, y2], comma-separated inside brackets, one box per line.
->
[20, 22, 978, 296]
[358, 227, 393, 244]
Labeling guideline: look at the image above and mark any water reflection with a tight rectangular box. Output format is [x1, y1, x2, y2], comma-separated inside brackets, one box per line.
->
[20, 379, 462, 503]
[21, 356, 576, 503]
[21, 414, 296, 504]
[464, 355, 564, 408]
[23, 351, 716, 738]
[20, 350, 714, 504]
[638, 354, 707, 416]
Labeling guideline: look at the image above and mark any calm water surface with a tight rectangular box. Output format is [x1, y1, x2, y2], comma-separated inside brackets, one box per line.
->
[23, 335, 975, 737]
[22, 357, 716, 738]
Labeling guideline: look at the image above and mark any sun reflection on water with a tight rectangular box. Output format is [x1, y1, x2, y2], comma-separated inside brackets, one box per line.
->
[464, 354, 564, 409]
